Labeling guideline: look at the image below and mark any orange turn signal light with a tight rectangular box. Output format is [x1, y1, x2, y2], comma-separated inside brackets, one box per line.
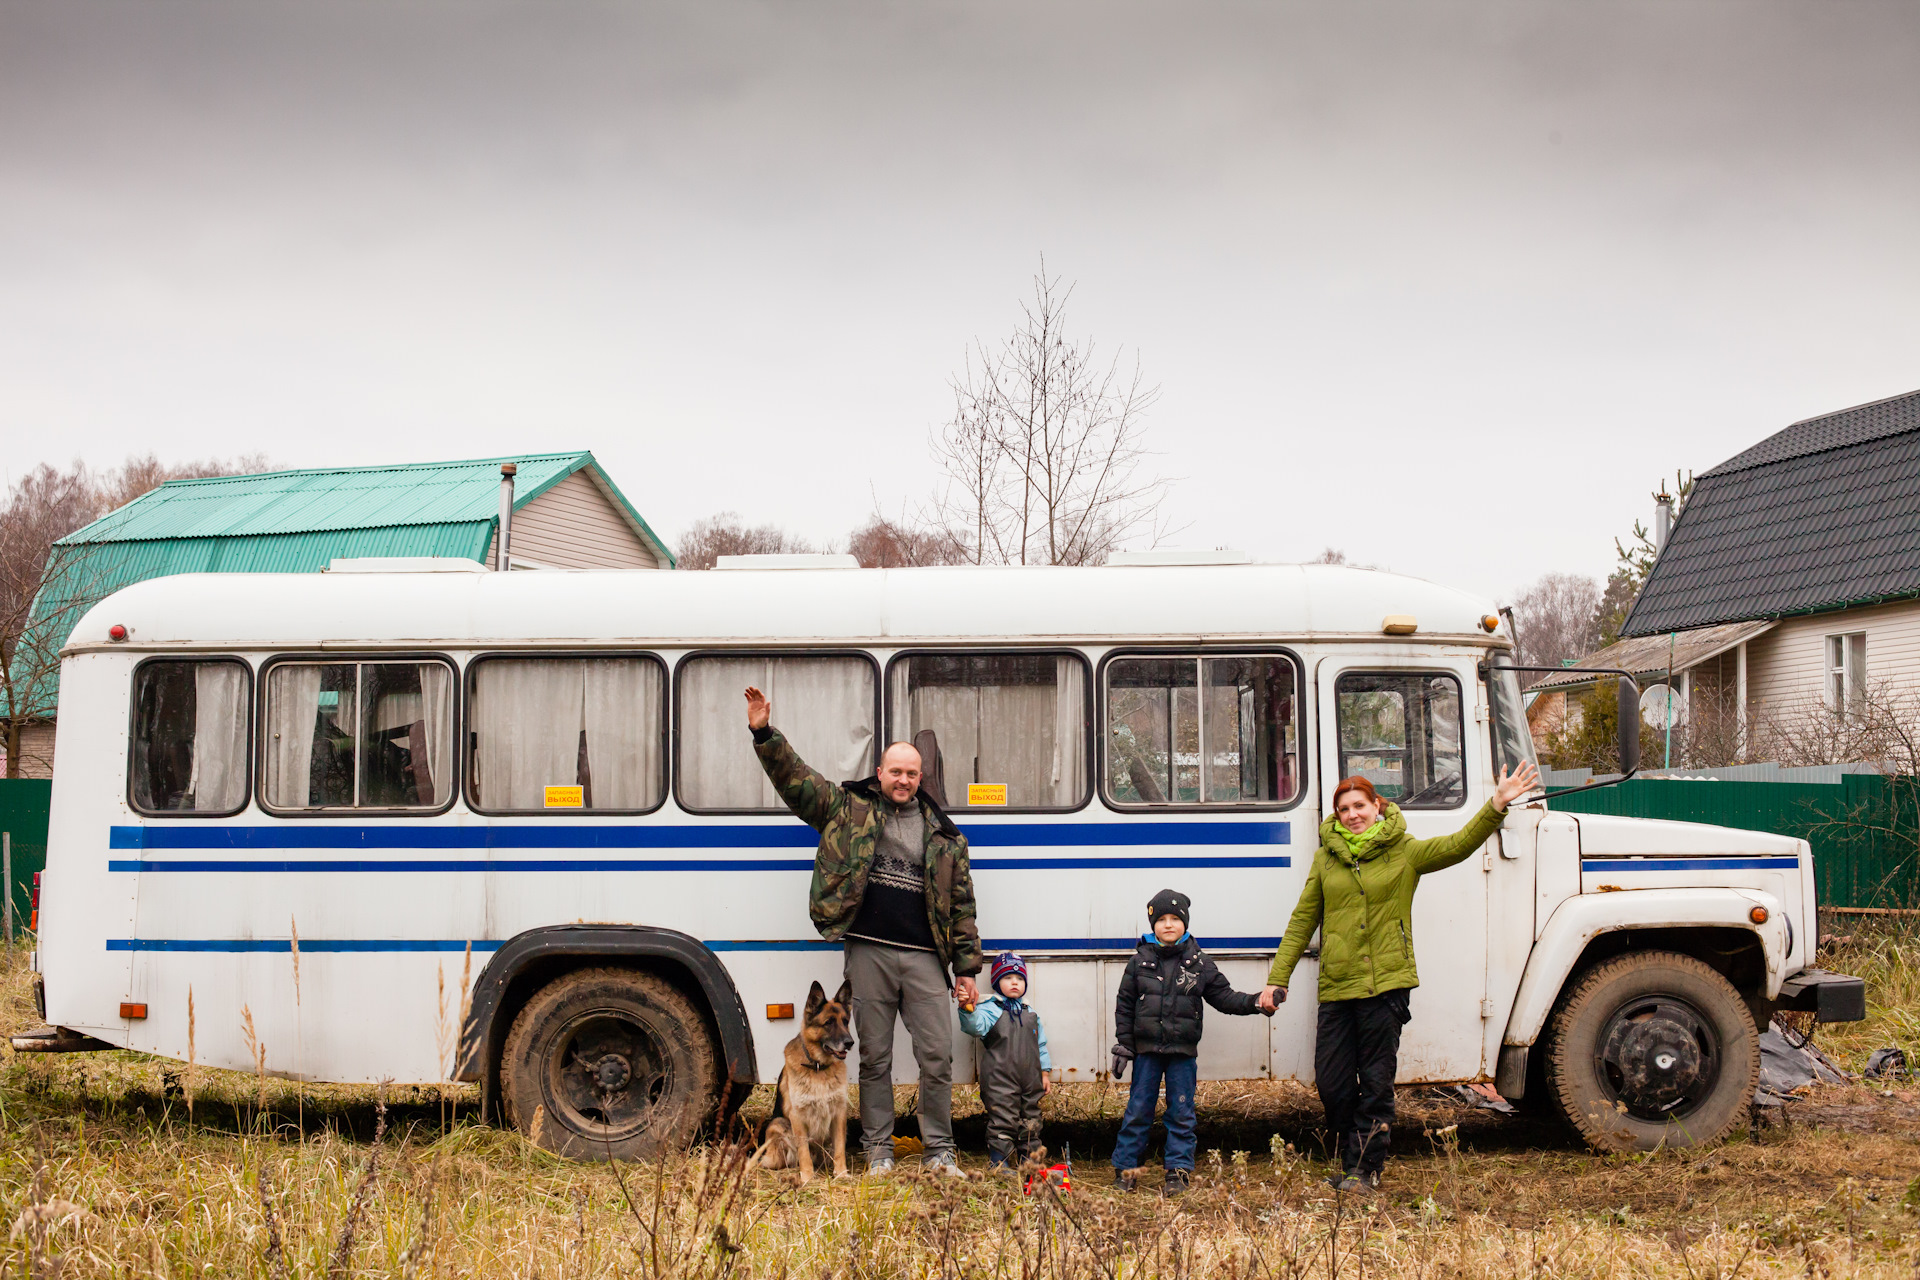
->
[1481, 615, 1500, 633]
[119, 1002, 147, 1020]
[766, 1004, 795, 1020]
[1749, 906, 1769, 925]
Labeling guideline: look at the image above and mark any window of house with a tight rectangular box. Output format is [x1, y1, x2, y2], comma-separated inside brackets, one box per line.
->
[677, 654, 875, 811]
[263, 661, 455, 810]
[130, 659, 251, 814]
[1105, 654, 1300, 806]
[1826, 633, 1866, 716]
[1335, 672, 1465, 809]
[468, 656, 666, 812]
[888, 653, 1088, 810]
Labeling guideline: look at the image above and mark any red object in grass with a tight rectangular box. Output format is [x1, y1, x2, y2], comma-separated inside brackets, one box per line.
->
[1024, 1164, 1071, 1195]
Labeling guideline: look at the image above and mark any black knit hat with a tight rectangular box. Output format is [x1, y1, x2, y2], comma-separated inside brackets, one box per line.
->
[1147, 889, 1191, 928]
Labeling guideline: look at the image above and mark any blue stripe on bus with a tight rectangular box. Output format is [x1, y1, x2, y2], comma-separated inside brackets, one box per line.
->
[106, 854, 1289, 873]
[1581, 857, 1801, 872]
[104, 936, 1283, 954]
[107, 821, 1289, 851]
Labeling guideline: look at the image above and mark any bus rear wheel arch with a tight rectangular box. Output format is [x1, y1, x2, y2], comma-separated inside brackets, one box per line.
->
[502, 966, 721, 1160]
[1543, 949, 1758, 1153]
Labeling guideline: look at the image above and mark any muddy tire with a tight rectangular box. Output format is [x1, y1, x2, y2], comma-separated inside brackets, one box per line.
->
[1543, 950, 1757, 1153]
[502, 967, 721, 1160]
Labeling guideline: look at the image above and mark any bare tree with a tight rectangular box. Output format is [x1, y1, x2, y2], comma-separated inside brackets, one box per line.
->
[846, 515, 968, 568]
[929, 261, 1169, 566]
[1507, 572, 1602, 688]
[675, 512, 815, 571]
[1, 453, 274, 776]
[1310, 548, 1348, 565]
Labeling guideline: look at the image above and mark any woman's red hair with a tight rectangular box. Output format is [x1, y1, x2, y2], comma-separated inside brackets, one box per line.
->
[1331, 775, 1382, 809]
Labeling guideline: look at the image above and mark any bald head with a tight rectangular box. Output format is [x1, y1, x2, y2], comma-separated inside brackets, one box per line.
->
[877, 741, 923, 804]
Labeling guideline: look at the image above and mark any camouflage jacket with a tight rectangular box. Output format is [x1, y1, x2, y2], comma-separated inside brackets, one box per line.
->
[753, 727, 984, 978]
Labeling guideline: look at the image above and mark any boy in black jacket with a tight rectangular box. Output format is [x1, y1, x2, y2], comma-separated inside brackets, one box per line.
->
[1109, 889, 1272, 1195]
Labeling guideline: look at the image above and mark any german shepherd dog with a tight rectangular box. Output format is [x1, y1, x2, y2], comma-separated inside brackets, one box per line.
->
[755, 979, 855, 1182]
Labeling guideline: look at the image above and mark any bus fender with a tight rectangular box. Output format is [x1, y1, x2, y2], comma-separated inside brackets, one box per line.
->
[457, 925, 758, 1117]
[1500, 887, 1789, 1050]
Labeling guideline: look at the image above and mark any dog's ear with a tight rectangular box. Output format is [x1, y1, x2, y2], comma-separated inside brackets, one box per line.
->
[832, 978, 853, 1011]
[805, 980, 827, 1017]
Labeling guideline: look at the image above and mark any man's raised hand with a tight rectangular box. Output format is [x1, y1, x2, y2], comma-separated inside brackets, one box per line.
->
[744, 686, 771, 731]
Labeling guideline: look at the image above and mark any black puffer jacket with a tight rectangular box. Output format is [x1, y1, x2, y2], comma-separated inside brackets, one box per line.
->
[1115, 934, 1263, 1057]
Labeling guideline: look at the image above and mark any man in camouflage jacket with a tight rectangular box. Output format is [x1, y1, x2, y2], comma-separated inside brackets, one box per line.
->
[745, 686, 982, 1175]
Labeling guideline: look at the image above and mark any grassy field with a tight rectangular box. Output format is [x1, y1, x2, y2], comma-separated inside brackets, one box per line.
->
[5, 926, 1920, 1277]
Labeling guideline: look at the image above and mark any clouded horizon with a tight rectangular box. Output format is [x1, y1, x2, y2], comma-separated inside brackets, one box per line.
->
[3, 1, 1917, 601]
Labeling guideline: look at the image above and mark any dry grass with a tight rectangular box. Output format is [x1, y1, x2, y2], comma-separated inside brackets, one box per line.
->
[2, 933, 1919, 1277]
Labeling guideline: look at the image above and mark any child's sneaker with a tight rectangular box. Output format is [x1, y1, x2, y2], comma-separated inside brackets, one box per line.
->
[1163, 1169, 1190, 1197]
[1328, 1171, 1362, 1193]
[1357, 1169, 1381, 1193]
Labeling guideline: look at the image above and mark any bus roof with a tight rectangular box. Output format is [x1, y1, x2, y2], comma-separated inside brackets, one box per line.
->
[67, 562, 1507, 651]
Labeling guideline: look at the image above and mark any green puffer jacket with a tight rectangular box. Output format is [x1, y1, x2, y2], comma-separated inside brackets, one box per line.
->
[754, 728, 984, 978]
[1266, 801, 1506, 1002]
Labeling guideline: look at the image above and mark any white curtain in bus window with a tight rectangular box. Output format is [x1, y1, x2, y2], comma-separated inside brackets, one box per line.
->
[265, 662, 452, 808]
[470, 658, 665, 810]
[1107, 655, 1298, 806]
[130, 660, 249, 813]
[679, 655, 874, 810]
[1334, 672, 1465, 809]
[887, 654, 1087, 809]
[265, 663, 350, 808]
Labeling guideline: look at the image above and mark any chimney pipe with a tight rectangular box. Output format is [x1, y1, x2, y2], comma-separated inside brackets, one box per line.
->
[498, 464, 517, 571]
[1653, 488, 1674, 553]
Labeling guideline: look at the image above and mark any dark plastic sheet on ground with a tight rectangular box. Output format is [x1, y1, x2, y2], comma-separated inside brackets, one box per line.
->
[1865, 1047, 1908, 1080]
[1757, 1017, 1849, 1106]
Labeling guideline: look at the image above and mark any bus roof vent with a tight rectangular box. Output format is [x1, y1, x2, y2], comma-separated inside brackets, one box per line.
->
[713, 554, 863, 570]
[325, 557, 490, 574]
[1106, 549, 1252, 567]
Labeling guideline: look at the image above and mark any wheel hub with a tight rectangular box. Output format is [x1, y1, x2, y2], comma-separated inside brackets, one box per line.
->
[1596, 997, 1717, 1120]
[593, 1053, 633, 1092]
[547, 1012, 672, 1140]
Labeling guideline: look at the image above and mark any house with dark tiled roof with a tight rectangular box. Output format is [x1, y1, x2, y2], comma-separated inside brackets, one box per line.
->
[1530, 388, 1920, 753]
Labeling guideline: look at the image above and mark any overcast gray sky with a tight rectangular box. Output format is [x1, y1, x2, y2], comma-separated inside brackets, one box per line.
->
[3, 1, 1916, 599]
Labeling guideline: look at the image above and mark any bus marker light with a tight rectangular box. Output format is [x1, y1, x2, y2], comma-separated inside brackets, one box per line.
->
[767, 1004, 794, 1020]
[108, 624, 128, 641]
[1481, 615, 1500, 632]
[1750, 906, 1769, 924]
[1382, 615, 1418, 635]
[119, 1003, 147, 1020]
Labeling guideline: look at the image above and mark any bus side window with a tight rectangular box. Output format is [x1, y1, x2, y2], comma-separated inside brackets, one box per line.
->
[262, 660, 455, 811]
[468, 656, 666, 813]
[1334, 672, 1465, 809]
[677, 653, 876, 812]
[130, 659, 251, 815]
[887, 652, 1089, 811]
[1105, 654, 1299, 807]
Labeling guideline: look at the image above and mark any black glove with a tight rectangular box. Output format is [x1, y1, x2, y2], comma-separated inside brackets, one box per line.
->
[1110, 1043, 1134, 1080]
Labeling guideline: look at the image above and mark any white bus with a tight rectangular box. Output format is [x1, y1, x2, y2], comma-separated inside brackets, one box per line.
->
[21, 558, 1862, 1156]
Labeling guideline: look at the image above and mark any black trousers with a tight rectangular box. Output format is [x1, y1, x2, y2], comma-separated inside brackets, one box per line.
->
[1314, 988, 1411, 1174]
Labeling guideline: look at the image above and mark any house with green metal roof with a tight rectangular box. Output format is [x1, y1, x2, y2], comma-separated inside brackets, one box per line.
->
[4, 451, 672, 778]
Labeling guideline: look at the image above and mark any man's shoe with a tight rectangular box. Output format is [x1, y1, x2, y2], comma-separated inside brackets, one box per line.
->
[1328, 1171, 1362, 1193]
[923, 1151, 966, 1178]
[1163, 1169, 1190, 1197]
[1114, 1168, 1138, 1193]
[866, 1157, 895, 1176]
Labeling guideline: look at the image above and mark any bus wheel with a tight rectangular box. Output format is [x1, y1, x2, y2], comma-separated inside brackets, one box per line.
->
[502, 967, 720, 1160]
[1544, 950, 1757, 1153]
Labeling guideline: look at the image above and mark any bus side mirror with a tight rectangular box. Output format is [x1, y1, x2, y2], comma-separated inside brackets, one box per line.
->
[1617, 677, 1641, 774]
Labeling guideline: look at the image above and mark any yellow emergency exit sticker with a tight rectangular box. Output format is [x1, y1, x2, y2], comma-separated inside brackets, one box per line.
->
[544, 785, 584, 808]
[967, 783, 1008, 807]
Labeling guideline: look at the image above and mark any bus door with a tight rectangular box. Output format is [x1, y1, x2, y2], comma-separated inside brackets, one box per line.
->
[1311, 660, 1490, 1082]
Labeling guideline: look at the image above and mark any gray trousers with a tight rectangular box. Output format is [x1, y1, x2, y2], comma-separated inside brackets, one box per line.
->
[844, 941, 954, 1161]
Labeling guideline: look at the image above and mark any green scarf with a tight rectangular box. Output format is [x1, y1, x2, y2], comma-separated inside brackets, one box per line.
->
[1330, 818, 1388, 862]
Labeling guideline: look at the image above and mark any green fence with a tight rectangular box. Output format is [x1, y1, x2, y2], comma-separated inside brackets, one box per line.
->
[0, 778, 50, 938]
[1550, 774, 1920, 910]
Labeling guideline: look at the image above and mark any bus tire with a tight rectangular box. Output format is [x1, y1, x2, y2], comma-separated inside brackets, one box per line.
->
[501, 966, 721, 1160]
[1543, 950, 1757, 1153]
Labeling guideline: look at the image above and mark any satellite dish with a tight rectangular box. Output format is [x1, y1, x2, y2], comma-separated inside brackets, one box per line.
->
[1640, 684, 1685, 731]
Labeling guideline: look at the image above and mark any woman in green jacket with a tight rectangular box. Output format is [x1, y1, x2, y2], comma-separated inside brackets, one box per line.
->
[1259, 760, 1540, 1192]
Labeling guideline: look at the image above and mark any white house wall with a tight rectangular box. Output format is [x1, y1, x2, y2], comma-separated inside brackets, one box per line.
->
[1744, 598, 1920, 713]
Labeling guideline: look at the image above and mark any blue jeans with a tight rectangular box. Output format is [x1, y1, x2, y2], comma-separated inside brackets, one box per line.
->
[1111, 1052, 1198, 1172]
